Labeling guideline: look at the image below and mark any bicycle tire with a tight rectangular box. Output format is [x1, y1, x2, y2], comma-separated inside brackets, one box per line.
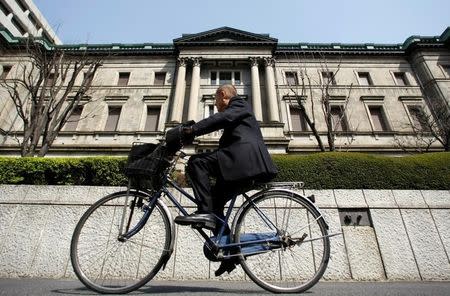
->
[70, 190, 173, 294]
[232, 189, 330, 293]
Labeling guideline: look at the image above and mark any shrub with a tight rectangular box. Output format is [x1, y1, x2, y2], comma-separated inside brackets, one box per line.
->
[0, 152, 448, 189]
[0, 157, 127, 186]
[272, 152, 450, 189]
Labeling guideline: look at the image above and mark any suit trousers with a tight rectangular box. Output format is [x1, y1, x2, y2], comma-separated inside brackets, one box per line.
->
[186, 151, 250, 235]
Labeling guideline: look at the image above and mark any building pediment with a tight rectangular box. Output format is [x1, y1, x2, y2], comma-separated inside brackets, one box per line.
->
[173, 27, 278, 48]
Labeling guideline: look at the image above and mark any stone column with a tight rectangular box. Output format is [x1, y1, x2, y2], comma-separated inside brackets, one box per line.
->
[250, 57, 263, 121]
[170, 57, 187, 122]
[264, 57, 280, 122]
[187, 58, 201, 121]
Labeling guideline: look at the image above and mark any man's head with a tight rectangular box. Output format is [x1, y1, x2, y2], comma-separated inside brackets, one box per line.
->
[215, 84, 237, 112]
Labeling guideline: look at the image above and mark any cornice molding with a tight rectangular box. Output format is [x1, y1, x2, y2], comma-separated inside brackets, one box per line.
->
[0, 26, 448, 56]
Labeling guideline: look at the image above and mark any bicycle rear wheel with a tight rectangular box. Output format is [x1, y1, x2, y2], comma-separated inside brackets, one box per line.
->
[233, 190, 330, 293]
[70, 190, 173, 294]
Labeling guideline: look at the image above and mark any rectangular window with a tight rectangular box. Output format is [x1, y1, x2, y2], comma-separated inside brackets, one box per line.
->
[144, 106, 160, 131]
[211, 71, 217, 85]
[442, 65, 450, 77]
[117, 72, 130, 86]
[0, 1, 11, 15]
[1, 65, 12, 79]
[394, 72, 408, 86]
[290, 107, 308, 131]
[285, 72, 298, 85]
[16, 0, 27, 11]
[219, 71, 232, 85]
[63, 106, 83, 131]
[322, 71, 336, 85]
[368, 106, 389, 131]
[358, 72, 372, 86]
[11, 16, 26, 35]
[330, 106, 349, 132]
[234, 71, 241, 84]
[105, 106, 121, 131]
[45, 73, 55, 86]
[204, 104, 215, 118]
[407, 105, 429, 131]
[154, 72, 166, 86]
[28, 13, 38, 28]
[42, 32, 53, 43]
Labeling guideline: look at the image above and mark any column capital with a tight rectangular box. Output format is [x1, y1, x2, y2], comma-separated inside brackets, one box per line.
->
[177, 57, 188, 67]
[263, 57, 276, 67]
[249, 57, 260, 67]
[190, 57, 202, 67]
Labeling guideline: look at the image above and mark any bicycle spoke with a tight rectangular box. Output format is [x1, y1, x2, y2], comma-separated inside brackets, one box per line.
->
[71, 191, 172, 294]
[289, 214, 323, 237]
[126, 238, 171, 252]
[234, 191, 330, 293]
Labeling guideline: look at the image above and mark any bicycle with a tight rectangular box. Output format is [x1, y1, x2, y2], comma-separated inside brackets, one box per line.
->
[70, 128, 336, 294]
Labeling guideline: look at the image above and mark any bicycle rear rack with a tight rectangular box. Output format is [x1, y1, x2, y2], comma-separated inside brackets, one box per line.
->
[263, 182, 315, 203]
[264, 182, 305, 189]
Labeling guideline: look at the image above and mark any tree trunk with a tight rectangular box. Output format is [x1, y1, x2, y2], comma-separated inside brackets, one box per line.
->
[299, 104, 325, 152]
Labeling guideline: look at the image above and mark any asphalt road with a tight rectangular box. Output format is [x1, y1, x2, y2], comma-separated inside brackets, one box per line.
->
[1, 279, 450, 296]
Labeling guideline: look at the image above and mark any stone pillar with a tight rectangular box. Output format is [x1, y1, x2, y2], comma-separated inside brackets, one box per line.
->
[187, 58, 201, 121]
[170, 57, 187, 122]
[250, 57, 263, 121]
[264, 57, 280, 122]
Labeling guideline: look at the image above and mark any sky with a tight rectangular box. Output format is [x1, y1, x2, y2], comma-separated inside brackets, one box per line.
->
[34, 0, 450, 45]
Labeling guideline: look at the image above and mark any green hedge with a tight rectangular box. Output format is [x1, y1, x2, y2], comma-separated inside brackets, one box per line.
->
[0, 152, 449, 189]
[0, 157, 127, 186]
[272, 152, 450, 189]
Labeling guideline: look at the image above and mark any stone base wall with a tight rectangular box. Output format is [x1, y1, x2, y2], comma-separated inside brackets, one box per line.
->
[0, 185, 449, 281]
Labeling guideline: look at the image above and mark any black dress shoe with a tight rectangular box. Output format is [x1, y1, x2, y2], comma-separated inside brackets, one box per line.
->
[215, 258, 239, 277]
[174, 213, 216, 230]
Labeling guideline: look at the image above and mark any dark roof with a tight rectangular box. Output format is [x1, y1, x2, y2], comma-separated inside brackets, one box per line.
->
[0, 26, 448, 55]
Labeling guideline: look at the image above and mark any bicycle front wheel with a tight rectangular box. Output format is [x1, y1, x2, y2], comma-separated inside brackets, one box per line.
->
[233, 190, 330, 293]
[70, 190, 173, 294]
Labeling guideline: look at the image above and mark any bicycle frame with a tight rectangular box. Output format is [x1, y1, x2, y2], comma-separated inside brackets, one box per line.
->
[161, 180, 281, 259]
[119, 177, 282, 260]
[119, 150, 336, 261]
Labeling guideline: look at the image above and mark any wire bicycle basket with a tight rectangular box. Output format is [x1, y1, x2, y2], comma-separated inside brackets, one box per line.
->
[124, 142, 172, 191]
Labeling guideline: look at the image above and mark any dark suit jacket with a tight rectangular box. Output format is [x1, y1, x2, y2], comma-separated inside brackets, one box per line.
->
[191, 96, 278, 182]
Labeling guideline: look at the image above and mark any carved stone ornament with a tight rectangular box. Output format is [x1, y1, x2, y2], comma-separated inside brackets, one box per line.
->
[191, 57, 202, 67]
[249, 57, 259, 67]
[177, 57, 188, 67]
[263, 57, 275, 67]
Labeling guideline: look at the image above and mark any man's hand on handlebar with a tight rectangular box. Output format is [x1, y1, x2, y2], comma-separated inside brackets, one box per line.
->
[181, 121, 195, 145]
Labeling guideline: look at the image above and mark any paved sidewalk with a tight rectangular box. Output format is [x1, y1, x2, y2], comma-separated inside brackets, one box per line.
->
[1, 279, 450, 295]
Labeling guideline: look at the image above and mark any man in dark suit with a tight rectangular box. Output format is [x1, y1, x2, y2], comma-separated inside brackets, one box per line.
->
[174, 84, 278, 275]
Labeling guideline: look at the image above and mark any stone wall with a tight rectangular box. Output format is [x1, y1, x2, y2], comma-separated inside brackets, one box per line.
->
[0, 185, 449, 281]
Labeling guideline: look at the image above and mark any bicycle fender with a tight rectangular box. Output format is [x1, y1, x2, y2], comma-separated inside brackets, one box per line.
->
[231, 188, 329, 232]
[156, 198, 176, 269]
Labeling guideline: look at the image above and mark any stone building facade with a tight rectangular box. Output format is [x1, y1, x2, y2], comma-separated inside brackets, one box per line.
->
[0, 27, 449, 155]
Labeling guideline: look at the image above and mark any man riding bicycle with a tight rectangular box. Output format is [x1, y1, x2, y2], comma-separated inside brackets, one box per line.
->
[174, 84, 278, 276]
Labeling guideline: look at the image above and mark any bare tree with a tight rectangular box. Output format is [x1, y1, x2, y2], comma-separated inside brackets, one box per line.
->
[394, 100, 450, 152]
[283, 52, 353, 151]
[426, 100, 450, 151]
[0, 38, 102, 156]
